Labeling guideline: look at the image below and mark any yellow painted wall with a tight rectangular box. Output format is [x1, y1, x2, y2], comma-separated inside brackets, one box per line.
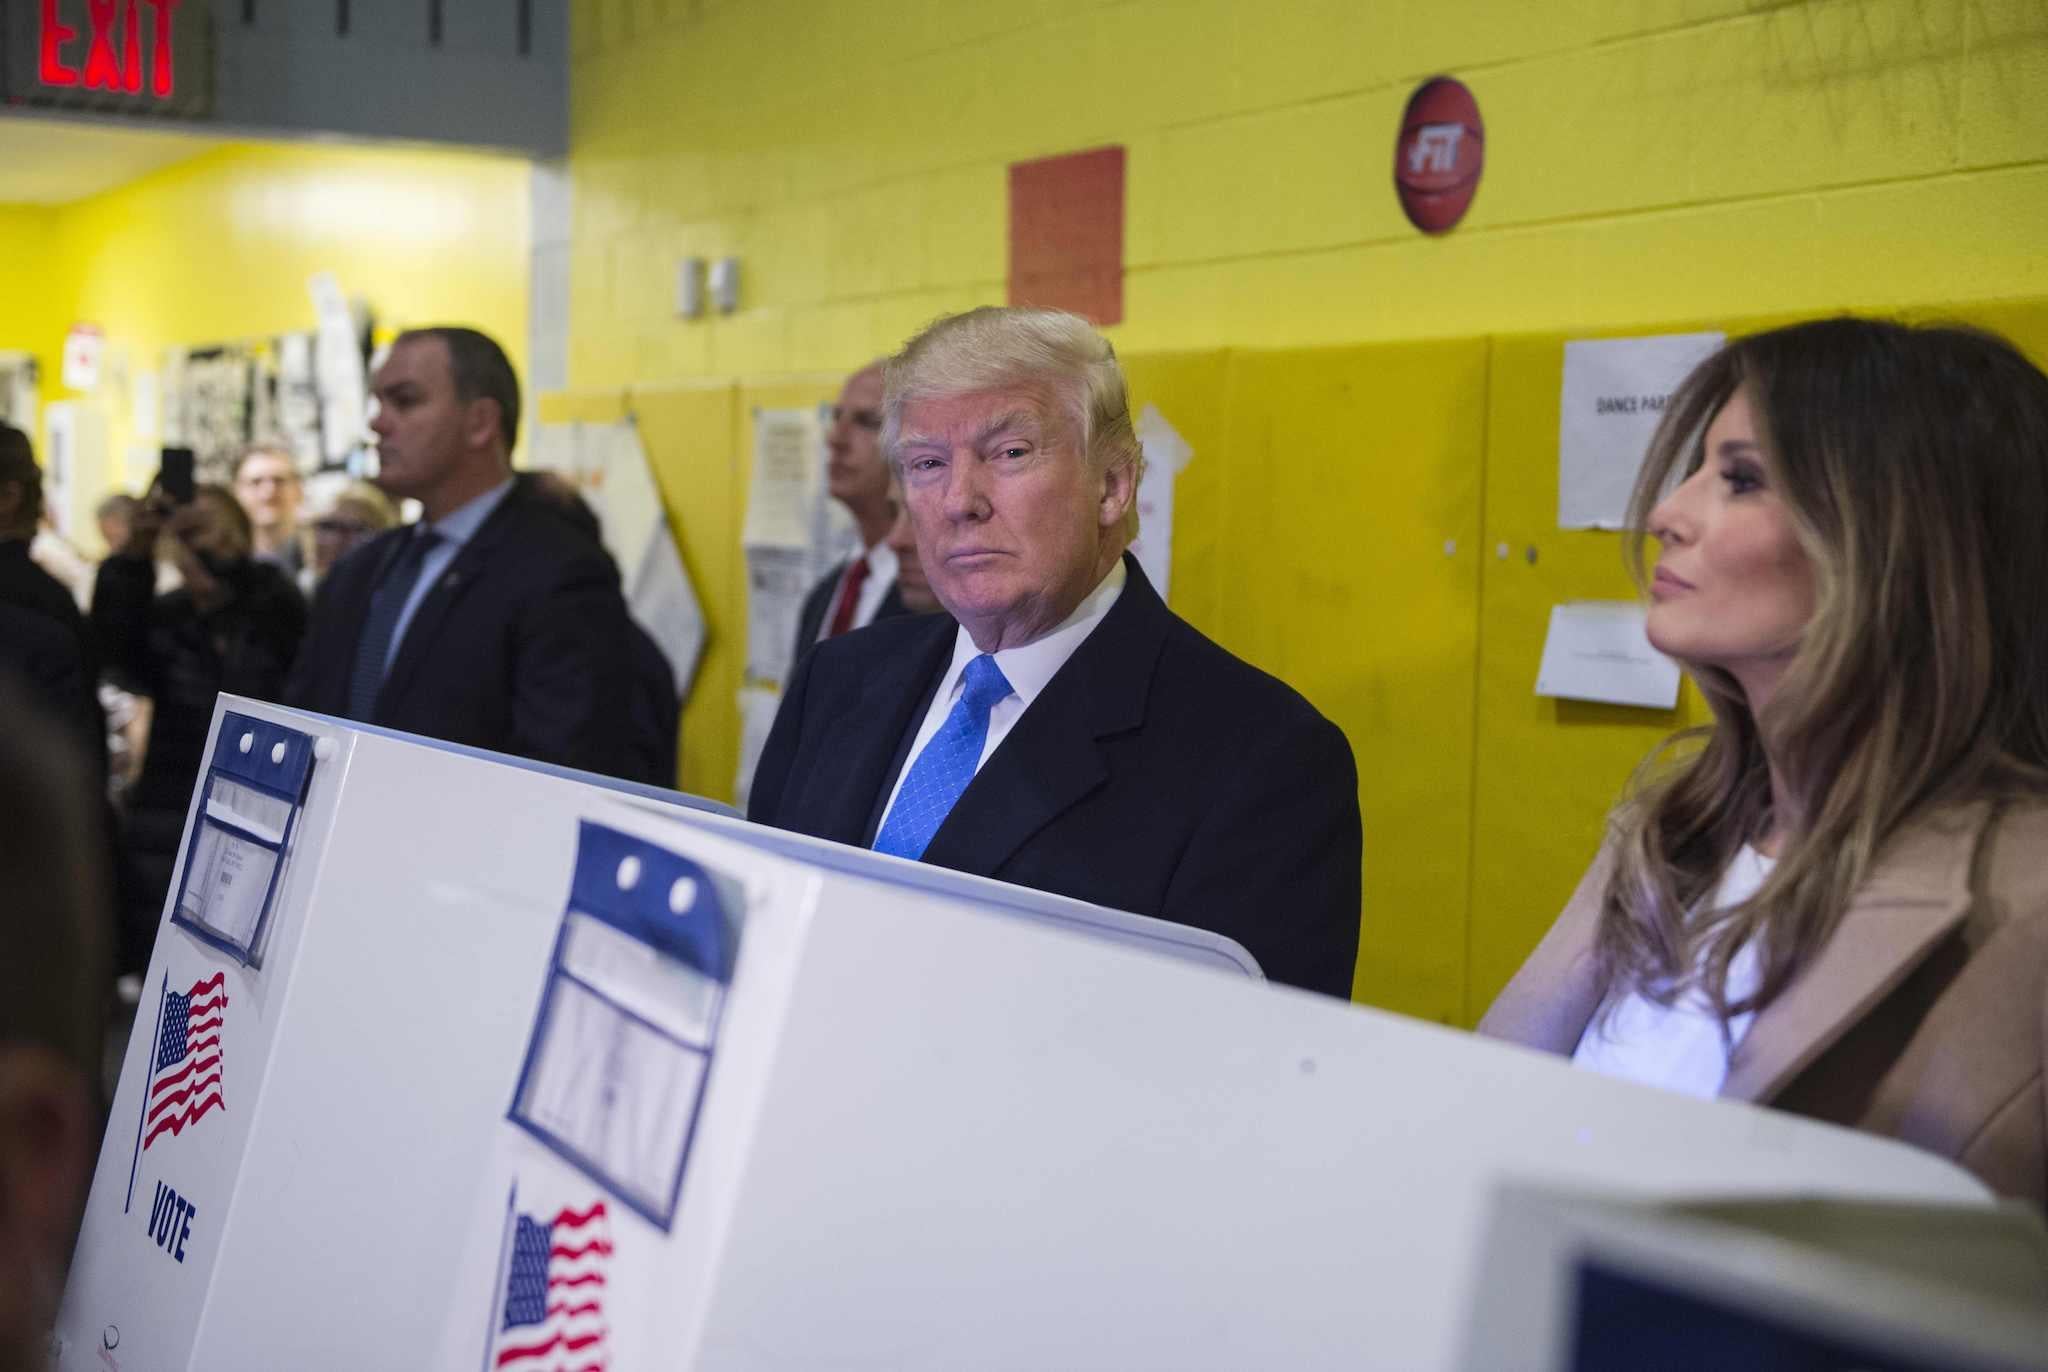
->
[0, 204, 68, 440]
[558, 0, 2048, 1012]
[11, 140, 530, 541]
[567, 0, 2048, 384]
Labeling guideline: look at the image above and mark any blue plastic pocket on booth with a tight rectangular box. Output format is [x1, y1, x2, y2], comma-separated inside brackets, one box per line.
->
[507, 821, 738, 1231]
[169, 712, 317, 966]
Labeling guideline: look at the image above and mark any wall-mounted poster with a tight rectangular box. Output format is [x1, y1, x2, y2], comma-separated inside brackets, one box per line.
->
[1557, 331, 1726, 530]
[158, 298, 372, 483]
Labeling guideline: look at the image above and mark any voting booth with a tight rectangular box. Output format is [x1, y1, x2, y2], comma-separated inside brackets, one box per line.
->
[59, 700, 2002, 1371]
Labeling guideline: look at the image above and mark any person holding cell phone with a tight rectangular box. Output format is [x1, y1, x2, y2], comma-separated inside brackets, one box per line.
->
[91, 477, 306, 972]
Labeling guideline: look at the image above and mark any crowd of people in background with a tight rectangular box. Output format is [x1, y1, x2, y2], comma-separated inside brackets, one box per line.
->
[0, 327, 684, 990]
[2, 309, 2045, 1363]
[0, 325, 973, 1087]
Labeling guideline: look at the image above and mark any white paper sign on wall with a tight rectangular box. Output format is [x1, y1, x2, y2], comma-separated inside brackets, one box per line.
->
[1558, 331, 1724, 530]
[1535, 601, 1681, 710]
[61, 324, 104, 391]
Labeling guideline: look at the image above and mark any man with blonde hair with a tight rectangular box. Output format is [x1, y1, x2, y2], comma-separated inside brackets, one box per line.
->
[750, 307, 1361, 996]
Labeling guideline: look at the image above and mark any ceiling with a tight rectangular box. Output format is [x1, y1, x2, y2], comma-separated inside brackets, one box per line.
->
[0, 115, 226, 206]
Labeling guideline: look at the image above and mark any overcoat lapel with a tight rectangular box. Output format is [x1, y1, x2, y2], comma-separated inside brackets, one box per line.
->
[1720, 804, 1988, 1104]
[921, 555, 1164, 879]
[796, 620, 955, 846]
[373, 498, 517, 716]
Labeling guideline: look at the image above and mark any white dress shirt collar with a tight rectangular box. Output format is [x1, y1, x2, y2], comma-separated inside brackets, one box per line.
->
[425, 475, 515, 547]
[853, 539, 900, 626]
[874, 558, 1128, 838]
[939, 557, 1127, 711]
[861, 539, 899, 584]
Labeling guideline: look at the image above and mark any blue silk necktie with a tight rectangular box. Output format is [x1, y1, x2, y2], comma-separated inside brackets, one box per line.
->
[344, 528, 441, 720]
[872, 654, 1013, 860]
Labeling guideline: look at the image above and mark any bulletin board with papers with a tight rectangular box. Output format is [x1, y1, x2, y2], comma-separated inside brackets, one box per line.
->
[158, 279, 374, 482]
[734, 403, 854, 805]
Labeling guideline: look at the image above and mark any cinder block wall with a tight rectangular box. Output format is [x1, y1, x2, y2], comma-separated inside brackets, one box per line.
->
[566, 0, 2048, 385]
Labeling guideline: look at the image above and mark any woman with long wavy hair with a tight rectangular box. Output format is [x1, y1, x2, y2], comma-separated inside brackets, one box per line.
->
[1480, 316, 2048, 1208]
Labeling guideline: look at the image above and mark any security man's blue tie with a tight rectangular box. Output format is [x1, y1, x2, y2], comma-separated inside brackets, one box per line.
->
[872, 654, 1014, 860]
[344, 528, 441, 721]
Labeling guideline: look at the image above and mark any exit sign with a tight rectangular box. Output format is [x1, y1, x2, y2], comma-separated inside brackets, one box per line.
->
[2, 0, 214, 118]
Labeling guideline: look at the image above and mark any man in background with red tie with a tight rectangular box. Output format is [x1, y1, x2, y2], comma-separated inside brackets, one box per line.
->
[789, 362, 918, 662]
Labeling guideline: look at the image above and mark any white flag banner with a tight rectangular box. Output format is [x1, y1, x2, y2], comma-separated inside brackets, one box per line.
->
[307, 273, 367, 464]
[1132, 404, 1193, 600]
[529, 421, 706, 703]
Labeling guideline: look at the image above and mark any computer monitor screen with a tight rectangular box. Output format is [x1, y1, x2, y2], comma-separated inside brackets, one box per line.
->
[1572, 1260, 1965, 1372]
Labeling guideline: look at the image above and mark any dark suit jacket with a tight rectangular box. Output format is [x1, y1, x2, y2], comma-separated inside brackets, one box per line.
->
[0, 601, 100, 770]
[791, 555, 911, 665]
[0, 538, 85, 630]
[750, 555, 1362, 997]
[94, 553, 305, 813]
[285, 480, 637, 778]
[624, 616, 680, 787]
[1, 539, 103, 781]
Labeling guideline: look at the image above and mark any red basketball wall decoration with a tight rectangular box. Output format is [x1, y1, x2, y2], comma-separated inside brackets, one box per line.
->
[1393, 77, 1484, 235]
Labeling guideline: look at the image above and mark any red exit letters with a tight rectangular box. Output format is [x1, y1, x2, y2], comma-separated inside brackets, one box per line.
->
[40, 0, 182, 99]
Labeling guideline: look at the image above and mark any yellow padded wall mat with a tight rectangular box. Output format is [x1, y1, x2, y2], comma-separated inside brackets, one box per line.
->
[1205, 341, 1488, 1018]
[1467, 330, 1713, 1024]
[1467, 301, 2048, 1025]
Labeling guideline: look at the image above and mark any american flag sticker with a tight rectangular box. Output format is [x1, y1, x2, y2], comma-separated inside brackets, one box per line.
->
[145, 972, 228, 1149]
[492, 1196, 612, 1371]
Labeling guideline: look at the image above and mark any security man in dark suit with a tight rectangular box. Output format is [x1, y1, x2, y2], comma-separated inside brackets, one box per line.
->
[789, 361, 914, 661]
[286, 327, 635, 777]
[749, 307, 1362, 997]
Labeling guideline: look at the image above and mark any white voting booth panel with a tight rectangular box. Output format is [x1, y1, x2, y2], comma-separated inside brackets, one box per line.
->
[56, 699, 1254, 1372]
[60, 702, 1991, 1371]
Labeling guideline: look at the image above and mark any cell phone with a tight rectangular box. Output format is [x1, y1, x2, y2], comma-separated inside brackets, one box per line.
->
[157, 447, 196, 505]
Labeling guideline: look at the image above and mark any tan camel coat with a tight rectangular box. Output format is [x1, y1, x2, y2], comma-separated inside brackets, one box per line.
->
[1479, 800, 2048, 1209]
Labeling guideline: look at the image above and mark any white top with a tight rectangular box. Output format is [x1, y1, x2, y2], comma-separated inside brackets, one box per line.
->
[1571, 844, 1774, 1098]
[820, 542, 900, 640]
[876, 559, 1126, 828]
